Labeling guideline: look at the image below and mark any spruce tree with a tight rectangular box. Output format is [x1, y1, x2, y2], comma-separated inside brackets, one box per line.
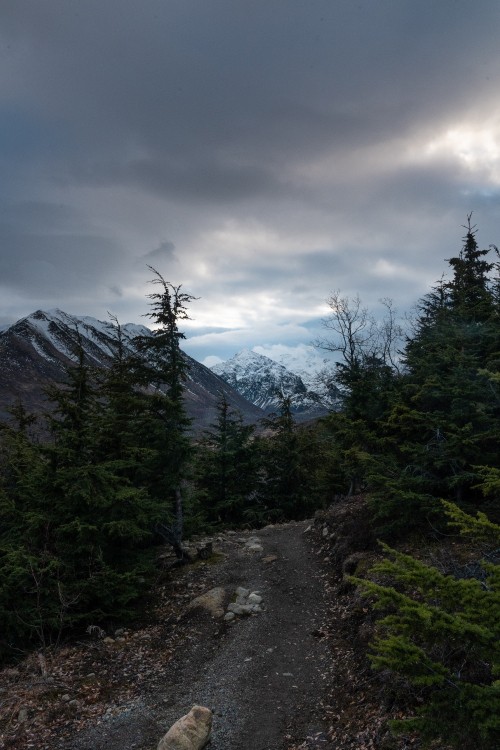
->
[0, 405, 55, 653]
[369, 222, 499, 532]
[260, 394, 313, 520]
[40, 334, 154, 627]
[353, 502, 500, 749]
[135, 268, 197, 559]
[195, 390, 257, 526]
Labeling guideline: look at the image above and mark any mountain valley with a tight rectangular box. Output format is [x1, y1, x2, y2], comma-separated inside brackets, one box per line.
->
[0, 310, 340, 430]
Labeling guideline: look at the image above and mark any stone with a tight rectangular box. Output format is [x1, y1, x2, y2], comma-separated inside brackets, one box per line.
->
[246, 536, 261, 545]
[248, 593, 262, 605]
[157, 705, 212, 750]
[235, 586, 250, 598]
[187, 587, 226, 618]
[238, 604, 255, 615]
[247, 543, 264, 553]
[244, 536, 264, 552]
[262, 555, 278, 564]
[227, 602, 254, 616]
[18, 708, 28, 723]
[223, 611, 236, 622]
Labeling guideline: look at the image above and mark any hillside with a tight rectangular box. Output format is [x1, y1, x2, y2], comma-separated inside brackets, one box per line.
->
[0, 310, 263, 430]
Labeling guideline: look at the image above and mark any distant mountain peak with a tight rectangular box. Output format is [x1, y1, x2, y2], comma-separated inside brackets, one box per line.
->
[211, 349, 336, 420]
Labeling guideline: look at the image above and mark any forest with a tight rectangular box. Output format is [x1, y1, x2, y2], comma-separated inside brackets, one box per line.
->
[0, 221, 499, 748]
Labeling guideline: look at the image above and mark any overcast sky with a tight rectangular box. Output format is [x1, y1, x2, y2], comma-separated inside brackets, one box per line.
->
[1, 1, 500, 367]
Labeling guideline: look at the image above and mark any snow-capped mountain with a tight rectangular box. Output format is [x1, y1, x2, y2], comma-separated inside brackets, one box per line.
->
[211, 349, 336, 420]
[0, 310, 263, 429]
[252, 345, 340, 403]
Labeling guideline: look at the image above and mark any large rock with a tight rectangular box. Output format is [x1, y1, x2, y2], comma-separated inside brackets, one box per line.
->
[187, 587, 226, 618]
[157, 706, 212, 750]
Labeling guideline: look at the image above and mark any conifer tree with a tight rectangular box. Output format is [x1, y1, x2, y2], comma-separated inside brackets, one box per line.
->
[374, 220, 500, 529]
[0, 405, 55, 652]
[316, 294, 402, 499]
[195, 390, 257, 526]
[135, 268, 197, 559]
[259, 394, 313, 520]
[353, 502, 500, 749]
[40, 333, 155, 626]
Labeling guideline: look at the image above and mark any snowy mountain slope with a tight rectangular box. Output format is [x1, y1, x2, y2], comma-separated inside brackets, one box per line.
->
[0, 310, 263, 429]
[253, 345, 341, 406]
[211, 349, 336, 420]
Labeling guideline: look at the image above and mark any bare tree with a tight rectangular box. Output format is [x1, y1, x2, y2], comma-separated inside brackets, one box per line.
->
[316, 291, 404, 372]
[315, 291, 377, 368]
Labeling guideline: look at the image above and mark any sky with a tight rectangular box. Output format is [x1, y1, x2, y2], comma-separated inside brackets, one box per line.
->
[1, 1, 500, 370]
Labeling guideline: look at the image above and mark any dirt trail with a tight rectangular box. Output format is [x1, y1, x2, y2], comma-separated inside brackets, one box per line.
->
[59, 521, 331, 750]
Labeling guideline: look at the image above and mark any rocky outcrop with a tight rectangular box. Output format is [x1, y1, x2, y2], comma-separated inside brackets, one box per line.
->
[157, 705, 212, 750]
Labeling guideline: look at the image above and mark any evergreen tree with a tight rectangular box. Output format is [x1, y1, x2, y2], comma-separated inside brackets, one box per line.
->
[40, 333, 155, 627]
[259, 394, 313, 520]
[372, 221, 500, 530]
[135, 268, 197, 559]
[0, 405, 55, 653]
[195, 390, 257, 526]
[353, 502, 500, 749]
[316, 294, 402, 499]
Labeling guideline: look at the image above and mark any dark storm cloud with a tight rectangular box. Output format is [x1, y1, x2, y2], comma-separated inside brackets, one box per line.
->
[0, 201, 122, 295]
[1, 1, 500, 355]
[126, 158, 279, 204]
[2, 0, 500, 199]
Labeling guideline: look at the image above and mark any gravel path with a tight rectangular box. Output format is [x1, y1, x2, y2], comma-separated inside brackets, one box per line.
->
[59, 521, 331, 750]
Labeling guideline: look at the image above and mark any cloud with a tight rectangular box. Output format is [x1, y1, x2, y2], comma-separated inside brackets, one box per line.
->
[202, 355, 224, 368]
[1, 2, 500, 353]
[142, 240, 177, 263]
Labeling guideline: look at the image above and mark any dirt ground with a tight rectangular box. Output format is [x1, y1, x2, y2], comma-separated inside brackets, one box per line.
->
[1, 521, 336, 750]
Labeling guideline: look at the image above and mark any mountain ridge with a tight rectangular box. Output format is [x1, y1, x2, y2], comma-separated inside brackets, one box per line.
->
[211, 348, 339, 420]
[0, 310, 264, 429]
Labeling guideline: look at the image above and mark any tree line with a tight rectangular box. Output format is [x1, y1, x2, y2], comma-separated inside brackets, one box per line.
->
[0, 269, 322, 659]
[318, 217, 499, 748]
[319, 217, 499, 532]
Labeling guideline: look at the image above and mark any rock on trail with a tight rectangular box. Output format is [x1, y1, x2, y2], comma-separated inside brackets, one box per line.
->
[58, 521, 331, 750]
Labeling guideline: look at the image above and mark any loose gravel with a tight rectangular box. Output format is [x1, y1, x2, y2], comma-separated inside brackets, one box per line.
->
[57, 521, 331, 750]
